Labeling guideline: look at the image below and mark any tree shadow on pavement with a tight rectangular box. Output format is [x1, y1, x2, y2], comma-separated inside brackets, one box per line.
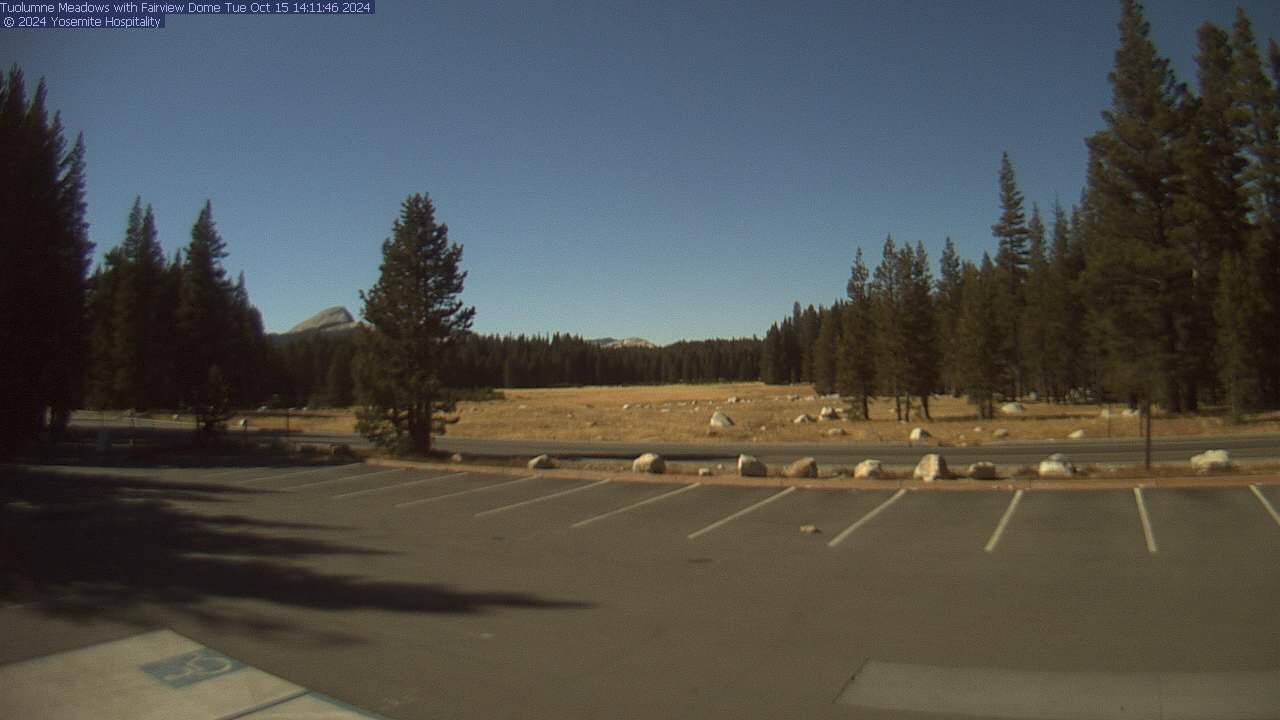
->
[0, 465, 593, 638]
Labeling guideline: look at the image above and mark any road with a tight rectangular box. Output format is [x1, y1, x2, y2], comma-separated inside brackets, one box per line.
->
[2, 459, 1278, 719]
[69, 411, 1280, 469]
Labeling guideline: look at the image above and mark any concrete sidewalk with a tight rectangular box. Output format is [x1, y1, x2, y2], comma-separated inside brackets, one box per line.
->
[0, 629, 391, 720]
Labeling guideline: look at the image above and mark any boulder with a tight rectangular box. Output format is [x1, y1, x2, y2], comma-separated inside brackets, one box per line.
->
[1190, 449, 1232, 474]
[709, 411, 735, 428]
[913, 453, 950, 482]
[909, 427, 931, 441]
[853, 459, 883, 479]
[726, 396, 740, 404]
[1038, 453, 1074, 478]
[632, 453, 666, 474]
[967, 462, 998, 480]
[450, 452, 465, 463]
[1122, 407, 1141, 417]
[799, 524, 821, 534]
[1000, 402, 1026, 415]
[737, 454, 768, 477]
[819, 406, 842, 421]
[1068, 429, 1086, 439]
[824, 427, 848, 437]
[698, 468, 713, 477]
[992, 428, 1010, 439]
[784, 457, 819, 479]
[527, 454, 555, 470]
[1099, 408, 1118, 418]
[793, 414, 815, 424]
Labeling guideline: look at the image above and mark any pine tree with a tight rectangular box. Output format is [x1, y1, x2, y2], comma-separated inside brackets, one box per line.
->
[902, 241, 937, 419]
[812, 305, 841, 395]
[838, 248, 876, 419]
[1216, 246, 1265, 419]
[1042, 201, 1084, 400]
[176, 201, 233, 412]
[991, 151, 1030, 396]
[1021, 205, 1051, 397]
[0, 67, 92, 450]
[1230, 9, 1280, 405]
[1081, 0, 1190, 411]
[356, 193, 475, 454]
[935, 237, 964, 395]
[871, 236, 907, 419]
[955, 256, 1004, 418]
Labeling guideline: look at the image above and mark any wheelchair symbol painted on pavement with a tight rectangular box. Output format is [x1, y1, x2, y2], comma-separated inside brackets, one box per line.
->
[141, 648, 245, 688]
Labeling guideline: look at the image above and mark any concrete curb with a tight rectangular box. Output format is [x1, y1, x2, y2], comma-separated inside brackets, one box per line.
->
[365, 457, 1280, 492]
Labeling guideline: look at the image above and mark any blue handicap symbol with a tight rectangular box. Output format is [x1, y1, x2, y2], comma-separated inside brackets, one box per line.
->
[141, 648, 244, 688]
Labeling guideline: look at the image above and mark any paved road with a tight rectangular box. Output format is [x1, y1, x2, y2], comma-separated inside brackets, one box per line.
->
[3, 459, 1278, 719]
[68, 412, 1280, 469]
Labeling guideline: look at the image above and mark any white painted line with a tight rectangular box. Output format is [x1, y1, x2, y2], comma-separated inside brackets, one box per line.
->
[475, 479, 612, 517]
[837, 660, 1280, 719]
[282, 468, 402, 491]
[1134, 487, 1158, 555]
[1249, 485, 1280, 528]
[827, 489, 906, 548]
[571, 483, 702, 528]
[233, 465, 353, 486]
[331, 472, 469, 499]
[687, 487, 797, 540]
[394, 476, 536, 508]
[984, 489, 1024, 553]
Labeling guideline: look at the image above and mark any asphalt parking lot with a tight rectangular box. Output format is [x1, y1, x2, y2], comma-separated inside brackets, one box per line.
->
[2, 460, 1278, 719]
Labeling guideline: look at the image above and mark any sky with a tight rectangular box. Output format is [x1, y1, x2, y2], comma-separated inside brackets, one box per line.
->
[7, 1, 1280, 344]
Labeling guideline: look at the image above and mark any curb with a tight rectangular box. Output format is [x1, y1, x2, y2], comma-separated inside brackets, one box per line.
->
[365, 457, 1280, 492]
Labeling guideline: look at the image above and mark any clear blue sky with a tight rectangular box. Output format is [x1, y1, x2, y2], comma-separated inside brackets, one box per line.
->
[7, 1, 1278, 344]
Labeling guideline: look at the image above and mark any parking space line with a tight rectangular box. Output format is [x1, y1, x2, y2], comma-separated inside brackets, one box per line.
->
[687, 487, 797, 540]
[571, 483, 702, 528]
[474, 479, 612, 518]
[394, 476, 536, 508]
[331, 472, 469, 500]
[828, 489, 906, 548]
[984, 489, 1024, 553]
[1134, 488, 1158, 555]
[1250, 485, 1280, 528]
[233, 465, 353, 486]
[282, 468, 402, 491]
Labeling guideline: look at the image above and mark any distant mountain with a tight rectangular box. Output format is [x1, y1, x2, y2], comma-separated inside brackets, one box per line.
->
[588, 336, 657, 349]
[283, 306, 359, 335]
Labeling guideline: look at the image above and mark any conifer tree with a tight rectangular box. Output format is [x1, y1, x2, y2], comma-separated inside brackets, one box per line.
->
[955, 256, 1003, 418]
[176, 201, 233, 411]
[838, 248, 876, 419]
[935, 237, 964, 395]
[355, 193, 475, 454]
[1081, 0, 1190, 411]
[1230, 9, 1280, 404]
[812, 305, 841, 395]
[1021, 206, 1051, 397]
[0, 67, 92, 449]
[991, 151, 1030, 396]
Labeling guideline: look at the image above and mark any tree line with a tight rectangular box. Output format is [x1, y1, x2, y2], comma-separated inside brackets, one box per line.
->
[762, 2, 1280, 422]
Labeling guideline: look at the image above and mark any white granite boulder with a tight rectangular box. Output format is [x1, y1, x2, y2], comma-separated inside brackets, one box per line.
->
[527, 454, 555, 470]
[737, 454, 768, 477]
[909, 427, 931, 441]
[784, 457, 819, 479]
[709, 411, 735, 428]
[1000, 402, 1026, 415]
[1038, 453, 1074, 478]
[1190, 449, 1232, 474]
[632, 453, 666, 474]
[853, 459, 883, 479]
[913, 453, 950, 482]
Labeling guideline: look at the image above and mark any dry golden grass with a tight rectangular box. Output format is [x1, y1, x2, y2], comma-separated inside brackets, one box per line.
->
[225, 382, 1280, 444]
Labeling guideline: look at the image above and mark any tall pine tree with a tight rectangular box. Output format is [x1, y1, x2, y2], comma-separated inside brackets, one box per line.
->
[356, 193, 475, 454]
